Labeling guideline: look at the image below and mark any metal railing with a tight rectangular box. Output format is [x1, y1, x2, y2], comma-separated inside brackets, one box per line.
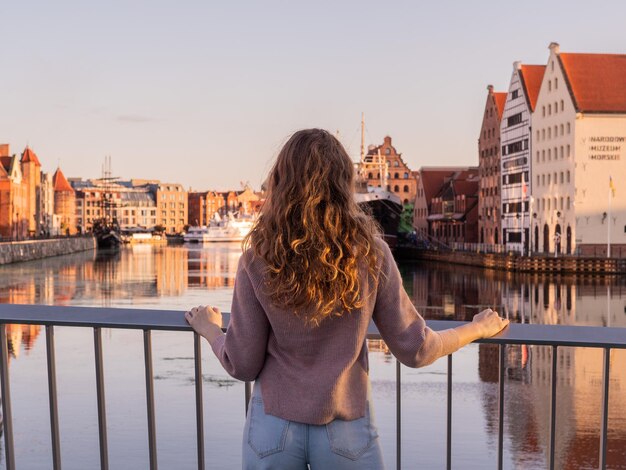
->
[0, 304, 624, 470]
[449, 242, 507, 254]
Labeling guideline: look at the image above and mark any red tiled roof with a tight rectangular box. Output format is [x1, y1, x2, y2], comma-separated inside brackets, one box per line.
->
[519, 65, 545, 111]
[493, 93, 507, 120]
[53, 168, 74, 192]
[559, 53, 626, 112]
[20, 146, 42, 166]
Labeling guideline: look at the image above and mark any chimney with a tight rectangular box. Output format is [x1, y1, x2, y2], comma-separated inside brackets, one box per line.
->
[0, 144, 9, 157]
[549, 42, 560, 54]
[513, 61, 522, 71]
[487, 84, 494, 93]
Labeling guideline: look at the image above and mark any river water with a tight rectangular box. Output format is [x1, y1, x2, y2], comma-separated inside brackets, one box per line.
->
[0, 244, 624, 469]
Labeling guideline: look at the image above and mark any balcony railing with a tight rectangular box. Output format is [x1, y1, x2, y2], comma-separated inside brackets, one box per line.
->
[0, 304, 624, 470]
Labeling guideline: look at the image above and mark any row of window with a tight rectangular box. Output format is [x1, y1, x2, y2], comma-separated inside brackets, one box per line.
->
[160, 202, 186, 209]
[502, 139, 529, 156]
[159, 211, 185, 217]
[502, 171, 529, 185]
[367, 172, 410, 180]
[537, 196, 571, 212]
[431, 223, 466, 240]
[503, 201, 529, 214]
[547, 77, 559, 92]
[536, 145, 571, 163]
[121, 218, 157, 226]
[541, 100, 565, 117]
[483, 127, 498, 140]
[481, 186, 498, 197]
[480, 146, 499, 158]
[160, 193, 186, 201]
[537, 122, 571, 141]
[502, 156, 528, 170]
[481, 207, 498, 219]
[481, 195, 572, 216]
[507, 112, 523, 127]
[537, 171, 571, 187]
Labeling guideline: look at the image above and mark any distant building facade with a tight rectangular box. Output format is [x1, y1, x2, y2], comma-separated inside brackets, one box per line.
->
[361, 136, 418, 206]
[188, 191, 226, 226]
[414, 168, 479, 245]
[478, 86, 506, 245]
[414, 167, 468, 240]
[500, 63, 545, 254]
[188, 186, 261, 227]
[148, 183, 188, 233]
[73, 179, 158, 232]
[532, 43, 626, 256]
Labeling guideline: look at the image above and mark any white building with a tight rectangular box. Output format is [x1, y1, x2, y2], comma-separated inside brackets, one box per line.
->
[532, 43, 626, 257]
[500, 62, 545, 254]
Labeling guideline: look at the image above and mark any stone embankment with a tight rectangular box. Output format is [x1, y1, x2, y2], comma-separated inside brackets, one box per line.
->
[0, 237, 96, 265]
[396, 247, 626, 274]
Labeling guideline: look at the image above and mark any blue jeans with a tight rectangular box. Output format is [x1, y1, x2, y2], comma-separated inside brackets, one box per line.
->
[242, 384, 385, 469]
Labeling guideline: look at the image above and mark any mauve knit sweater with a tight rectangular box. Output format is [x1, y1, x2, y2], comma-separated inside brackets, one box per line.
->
[208, 240, 461, 425]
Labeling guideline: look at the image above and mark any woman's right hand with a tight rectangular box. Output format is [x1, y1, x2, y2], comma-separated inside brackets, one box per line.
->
[472, 308, 509, 338]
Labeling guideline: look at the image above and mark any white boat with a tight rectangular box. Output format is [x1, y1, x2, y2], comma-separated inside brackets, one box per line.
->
[184, 213, 255, 243]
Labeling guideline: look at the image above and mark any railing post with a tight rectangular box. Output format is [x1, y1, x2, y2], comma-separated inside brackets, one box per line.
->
[497, 344, 505, 470]
[0, 325, 15, 470]
[396, 359, 401, 470]
[599, 347, 611, 470]
[46, 326, 62, 470]
[93, 327, 109, 470]
[144, 329, 158, 470]
[446, 354, 452, 470]
[193, 333, 205, 470]
[549, 345, 558, 470]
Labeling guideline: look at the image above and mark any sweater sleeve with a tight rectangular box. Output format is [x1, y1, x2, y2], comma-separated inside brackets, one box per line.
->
[372, 241, 460, 368]
[208, 255, 270, 381]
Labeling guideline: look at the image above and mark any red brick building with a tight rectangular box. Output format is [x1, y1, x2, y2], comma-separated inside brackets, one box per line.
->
[478, 85, 507, 245]
[188, 191, 226, 226]
[414, 168, 479, 245]
[20, 147, 42, 235]
[0, 145, 45, 239]
[52, 167, 77, 235]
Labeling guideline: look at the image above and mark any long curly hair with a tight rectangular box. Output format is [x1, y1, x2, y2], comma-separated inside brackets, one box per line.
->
[245, 129, 381, 325]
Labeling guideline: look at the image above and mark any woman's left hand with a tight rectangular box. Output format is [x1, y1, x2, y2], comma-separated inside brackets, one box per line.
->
[185, 305, 223, 339]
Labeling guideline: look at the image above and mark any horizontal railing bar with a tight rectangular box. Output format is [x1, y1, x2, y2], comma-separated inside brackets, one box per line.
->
[0, 305, 625, 349]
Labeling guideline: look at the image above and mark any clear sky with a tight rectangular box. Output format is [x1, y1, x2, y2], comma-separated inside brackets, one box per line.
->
[2, 0, 625, 191]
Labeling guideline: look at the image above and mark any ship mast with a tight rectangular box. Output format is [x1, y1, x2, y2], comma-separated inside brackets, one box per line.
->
[360, 112, 365, 164]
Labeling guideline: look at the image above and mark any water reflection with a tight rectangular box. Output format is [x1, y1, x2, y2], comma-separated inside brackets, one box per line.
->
[0, 249, 624, 468]
[402, 261, 626, 469]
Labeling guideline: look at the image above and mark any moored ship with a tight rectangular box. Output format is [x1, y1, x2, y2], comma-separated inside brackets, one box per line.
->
[184, 213, 254, 243]
[354, 185, 402, 247]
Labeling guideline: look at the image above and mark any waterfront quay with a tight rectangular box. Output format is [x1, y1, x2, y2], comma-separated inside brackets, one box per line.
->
[399, 245, 626, 274]
[0, 237, 95, 265]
